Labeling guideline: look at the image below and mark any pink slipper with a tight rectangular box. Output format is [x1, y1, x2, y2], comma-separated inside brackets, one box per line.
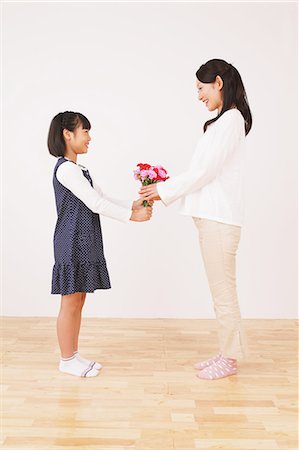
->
[196, 355, 237, 380]
[194, 352, 222, 370]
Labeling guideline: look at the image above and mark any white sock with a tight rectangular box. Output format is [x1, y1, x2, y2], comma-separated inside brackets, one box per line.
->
[59, 354, 99, 377]
[74, 351, 102, 370]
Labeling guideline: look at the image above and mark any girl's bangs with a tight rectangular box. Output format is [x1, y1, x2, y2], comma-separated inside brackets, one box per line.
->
[76, 113, 91, 130]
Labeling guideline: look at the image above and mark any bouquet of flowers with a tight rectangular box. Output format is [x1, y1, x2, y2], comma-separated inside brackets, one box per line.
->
[134, 163, 169, 206]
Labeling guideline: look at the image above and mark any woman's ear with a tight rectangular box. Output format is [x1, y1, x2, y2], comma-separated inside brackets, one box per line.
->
[215, 75, 224, 91]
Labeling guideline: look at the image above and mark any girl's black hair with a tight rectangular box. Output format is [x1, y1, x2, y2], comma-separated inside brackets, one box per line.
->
[47, 111, 91, 157]
[196, 59, 252, 135]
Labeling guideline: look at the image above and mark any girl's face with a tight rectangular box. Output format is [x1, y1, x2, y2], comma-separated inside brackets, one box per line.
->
[196, 76, 224, 113]
[63, 124, 91, 155]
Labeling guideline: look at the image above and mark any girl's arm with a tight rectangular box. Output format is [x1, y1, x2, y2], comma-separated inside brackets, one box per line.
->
[92, 180, 133, 210]
[56, 162, 132, 223]
[92, 183, 150, 214]
[142, 112, 243, 205]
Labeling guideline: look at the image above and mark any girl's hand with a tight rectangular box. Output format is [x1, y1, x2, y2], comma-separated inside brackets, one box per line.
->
[132, 198, 154, 210]
[139, 184, 161, 201]
[130, 205, 153, 222]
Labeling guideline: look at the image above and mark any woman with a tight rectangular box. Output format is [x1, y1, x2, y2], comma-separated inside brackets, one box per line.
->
[140, 59, 252, 380]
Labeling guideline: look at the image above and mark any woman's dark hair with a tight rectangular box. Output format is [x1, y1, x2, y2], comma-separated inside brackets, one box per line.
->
[196, 59, 252, 135]
[47, 111, 91, 157]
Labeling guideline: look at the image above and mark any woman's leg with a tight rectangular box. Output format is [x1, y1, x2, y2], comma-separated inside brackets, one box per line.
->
[193, 218, 248, 360]
[56, 292, 85, 358]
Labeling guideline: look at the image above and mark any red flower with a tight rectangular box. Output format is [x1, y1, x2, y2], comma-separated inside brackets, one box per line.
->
[137, 163, 151, 170]
[150, 167, 169, 181]
[158, 175, 169, 181]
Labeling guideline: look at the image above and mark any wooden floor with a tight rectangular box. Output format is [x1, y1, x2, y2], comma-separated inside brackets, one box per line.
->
[1, 318, 298, 450]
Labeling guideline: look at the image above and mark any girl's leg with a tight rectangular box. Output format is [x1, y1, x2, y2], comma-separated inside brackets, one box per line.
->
[193, 218, 248, 378]
[73, 292, 86, 353]
[73, 293, 102, 370]
[57, 292, 99, 377]
[56, 292, 85, 358]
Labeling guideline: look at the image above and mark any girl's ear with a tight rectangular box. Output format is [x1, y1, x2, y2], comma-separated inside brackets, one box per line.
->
[215, 75, 224, 91]
[63, 129, 72, 141]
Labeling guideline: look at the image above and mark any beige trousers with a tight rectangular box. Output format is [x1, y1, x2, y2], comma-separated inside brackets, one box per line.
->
[193, 217, 248, 360]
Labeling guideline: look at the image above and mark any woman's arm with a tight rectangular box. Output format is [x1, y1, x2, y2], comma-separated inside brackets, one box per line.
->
[140, 112, 242, 205]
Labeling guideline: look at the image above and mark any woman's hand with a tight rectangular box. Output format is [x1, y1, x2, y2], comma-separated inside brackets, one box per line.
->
[139, 184, 161, 201]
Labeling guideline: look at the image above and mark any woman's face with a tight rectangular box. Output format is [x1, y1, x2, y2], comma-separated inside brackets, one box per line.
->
[196, 76, 224, 113]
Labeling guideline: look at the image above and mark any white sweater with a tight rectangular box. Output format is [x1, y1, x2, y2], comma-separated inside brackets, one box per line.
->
[157, 109, 246, 226]
[56, 159, 132, 223]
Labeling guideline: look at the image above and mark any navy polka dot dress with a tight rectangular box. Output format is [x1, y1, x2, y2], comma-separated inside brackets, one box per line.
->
[51, 157, 111, 295]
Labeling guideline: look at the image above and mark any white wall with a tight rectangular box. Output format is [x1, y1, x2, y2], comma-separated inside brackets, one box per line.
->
[2, 2, 297, 318]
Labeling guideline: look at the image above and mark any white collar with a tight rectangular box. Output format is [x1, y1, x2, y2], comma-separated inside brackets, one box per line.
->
[63, 157, 87, 171]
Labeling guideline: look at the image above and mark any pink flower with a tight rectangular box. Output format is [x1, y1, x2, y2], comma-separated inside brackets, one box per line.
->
[133, 169, 141, 180]
[158, 169, 167, 178]
[133, 162, 170, 194]
[148, 169, 158, 180]
[140, 170, 149, 181]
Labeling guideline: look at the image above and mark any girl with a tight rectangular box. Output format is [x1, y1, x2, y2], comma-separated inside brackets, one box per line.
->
[140, 59, 252, 380]
[48, 111, 152, 378]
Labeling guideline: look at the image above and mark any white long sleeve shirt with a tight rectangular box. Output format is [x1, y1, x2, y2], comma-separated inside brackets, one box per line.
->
[56, 159, 132, 223]
[157, 109, 246, 226]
